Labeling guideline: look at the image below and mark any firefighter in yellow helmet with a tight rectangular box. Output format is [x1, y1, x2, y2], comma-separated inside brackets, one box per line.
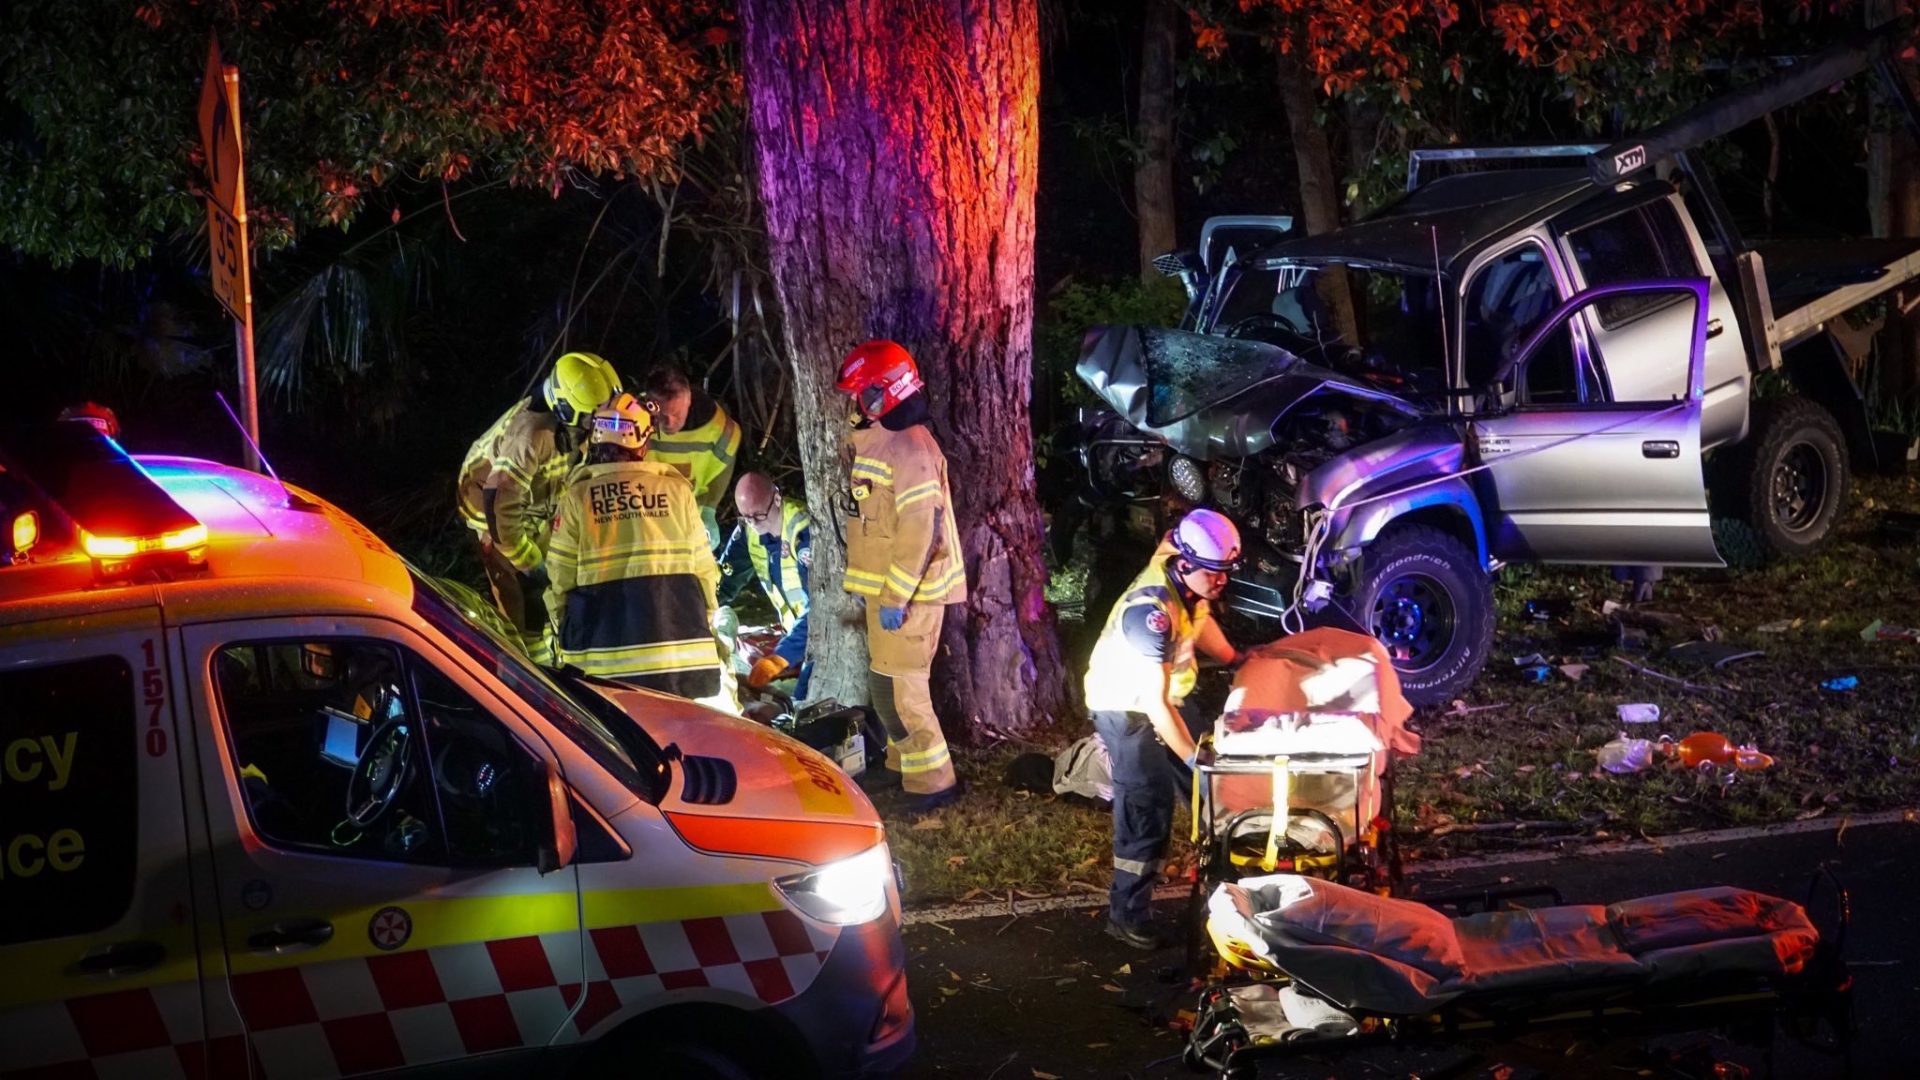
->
[836, 340, 965, 811]
[639, 365, 742, 548]
[456, 352, 621, 662]
[544, 394, 724, 699]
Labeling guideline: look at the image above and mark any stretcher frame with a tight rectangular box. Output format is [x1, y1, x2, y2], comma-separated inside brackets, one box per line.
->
[1184, 720, 1402, 972]
[1182, 871, 1856, 1079]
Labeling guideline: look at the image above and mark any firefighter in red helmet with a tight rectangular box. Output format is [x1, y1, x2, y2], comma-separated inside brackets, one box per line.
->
[835, 340, 964, 811]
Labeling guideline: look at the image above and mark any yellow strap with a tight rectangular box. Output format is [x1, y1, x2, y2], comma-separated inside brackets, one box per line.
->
[1261, 755, 1291, 873]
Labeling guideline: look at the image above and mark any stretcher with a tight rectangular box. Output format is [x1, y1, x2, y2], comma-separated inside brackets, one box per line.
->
[1183, 871, 1853, 1078]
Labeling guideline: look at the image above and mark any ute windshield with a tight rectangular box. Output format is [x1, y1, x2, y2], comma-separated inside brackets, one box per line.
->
[1203, 261, 1451, 399]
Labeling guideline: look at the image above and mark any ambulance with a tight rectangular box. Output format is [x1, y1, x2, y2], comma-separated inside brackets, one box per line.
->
[0, 423, 914, 1079]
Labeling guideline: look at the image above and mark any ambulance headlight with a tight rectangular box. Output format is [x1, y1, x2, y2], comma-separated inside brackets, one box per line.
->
[776, 843, 892, 925]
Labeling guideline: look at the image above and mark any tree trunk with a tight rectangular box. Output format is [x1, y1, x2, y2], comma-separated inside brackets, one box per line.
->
[1134, 0, 1179, 281]
[738, 0, 1073, 739]
[1870, 0, 1920, 404]
[1275, 51, 1358, 345]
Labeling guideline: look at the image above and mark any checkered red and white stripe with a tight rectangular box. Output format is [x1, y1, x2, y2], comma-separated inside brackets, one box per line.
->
[0, 911, 837, 1078]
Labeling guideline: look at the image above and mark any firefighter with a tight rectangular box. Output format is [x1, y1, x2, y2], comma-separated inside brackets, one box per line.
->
[544, 394, 724, 699]
[456, 352, 621, 662]
[836, 340, 965, 811]
[1084, 508, 1243, 950]
[640, 365, 742, 548]
[720, 471, 814, 698]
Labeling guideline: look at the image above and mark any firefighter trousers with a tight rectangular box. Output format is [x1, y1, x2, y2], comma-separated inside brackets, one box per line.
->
[476, 537, 552, 665]
[1092, 703, 1206, 928]
[865, 601, 956, 796]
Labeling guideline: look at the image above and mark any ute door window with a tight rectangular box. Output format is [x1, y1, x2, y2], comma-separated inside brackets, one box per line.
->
[1564, 200, 1699, 329]
[214, 640, 446, 862]
[1462, 243, 1563, 395]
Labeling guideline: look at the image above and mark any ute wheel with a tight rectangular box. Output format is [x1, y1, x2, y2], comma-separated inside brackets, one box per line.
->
[1718, 396, 1848, 561]
[1346, 525, 1495, 708]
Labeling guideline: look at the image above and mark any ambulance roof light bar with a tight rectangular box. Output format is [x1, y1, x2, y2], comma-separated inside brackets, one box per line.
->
[0, 422, 209, 576]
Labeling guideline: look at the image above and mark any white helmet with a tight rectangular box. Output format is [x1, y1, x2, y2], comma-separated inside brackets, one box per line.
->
[1173, 508, 1241, 572]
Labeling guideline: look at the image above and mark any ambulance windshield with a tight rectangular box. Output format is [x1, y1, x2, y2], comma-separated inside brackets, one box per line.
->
[411, 569, 670, 803]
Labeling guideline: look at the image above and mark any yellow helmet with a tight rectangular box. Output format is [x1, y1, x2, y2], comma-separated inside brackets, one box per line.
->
[544, 351, 622, 427]
[589, 393, 654, 452]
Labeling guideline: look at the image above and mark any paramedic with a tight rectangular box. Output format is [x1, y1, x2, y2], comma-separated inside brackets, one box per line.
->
[720, 471, 815, 698]
[1083, 508, 1242, 949]
[639, 365, 743, 548]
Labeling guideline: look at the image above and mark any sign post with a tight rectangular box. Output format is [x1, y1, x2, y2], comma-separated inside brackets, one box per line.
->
[198, 34, 261, 471]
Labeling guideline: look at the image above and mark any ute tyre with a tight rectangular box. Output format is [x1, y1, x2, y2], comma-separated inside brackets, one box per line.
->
[1720, 396, 1848, 561]
[1346, 525, 1495, 708]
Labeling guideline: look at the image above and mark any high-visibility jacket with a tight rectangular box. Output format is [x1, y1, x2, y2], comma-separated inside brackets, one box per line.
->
[457, 399, 576, 572]
[842, 422, 967, 607]
[1083, 545, 1209, 713]
[744, 496, 812, 630]
[649, 398, 742, 512]
[544, 459, 721, 681]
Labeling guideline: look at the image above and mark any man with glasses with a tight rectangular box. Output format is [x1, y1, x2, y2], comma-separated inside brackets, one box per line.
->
[720, 471, 815, 698]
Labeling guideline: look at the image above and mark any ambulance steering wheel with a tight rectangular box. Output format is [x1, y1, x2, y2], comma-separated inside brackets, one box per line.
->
[345, 717, 415, 827]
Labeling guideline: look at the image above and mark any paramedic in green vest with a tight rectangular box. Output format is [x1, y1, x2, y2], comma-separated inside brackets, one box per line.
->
[1083, 508, 1243, 950]
[640, 365, 743, 548]
[719, 471, 815, 699]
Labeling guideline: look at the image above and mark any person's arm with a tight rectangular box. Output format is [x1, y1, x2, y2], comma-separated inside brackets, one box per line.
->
[880, 452, 942, 609]
[1143, 662, 1198, 762]
[688, 495, 722, 610]
[715, 526, 755, 605]
[1195, 615, 1238, 667]
[774, 610, 809, 668]
[488, 426, 555, 572]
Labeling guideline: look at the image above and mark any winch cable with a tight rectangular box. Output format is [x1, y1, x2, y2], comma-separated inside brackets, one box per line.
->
[1279, 394, 1700, 632]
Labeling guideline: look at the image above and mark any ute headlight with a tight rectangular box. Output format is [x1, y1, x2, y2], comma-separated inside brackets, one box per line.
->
[1168, 454, 1207, 503]
[775, 843, 892, 925]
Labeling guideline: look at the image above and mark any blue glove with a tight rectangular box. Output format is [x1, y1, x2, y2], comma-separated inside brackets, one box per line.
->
[879, 605, 908, 631]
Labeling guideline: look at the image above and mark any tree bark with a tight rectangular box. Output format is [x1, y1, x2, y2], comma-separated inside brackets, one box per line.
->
[738, 0, 1073, 739]
[1275, 51, 1358, 344]
[1134, 0, 1179, 281]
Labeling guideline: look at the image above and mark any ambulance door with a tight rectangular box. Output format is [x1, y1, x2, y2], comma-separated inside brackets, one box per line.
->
[0, 609, 206, 1076]
[180, 617, 585, 1076]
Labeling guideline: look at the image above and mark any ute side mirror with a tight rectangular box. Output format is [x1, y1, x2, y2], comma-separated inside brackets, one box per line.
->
[536, 760, 577, 875]
[1152, 249, 1206, 302]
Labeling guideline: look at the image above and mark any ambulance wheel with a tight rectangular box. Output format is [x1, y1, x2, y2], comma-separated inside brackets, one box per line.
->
[648, 1041, 759, 1080]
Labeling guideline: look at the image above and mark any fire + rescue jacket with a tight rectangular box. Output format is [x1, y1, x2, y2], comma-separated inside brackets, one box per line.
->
[648, 395, 742, 513]
[457, 399, 578, 573]
[842, 422, 967, 607]
[544, 459, 721, 680]
[1083, 544, 1209, 713]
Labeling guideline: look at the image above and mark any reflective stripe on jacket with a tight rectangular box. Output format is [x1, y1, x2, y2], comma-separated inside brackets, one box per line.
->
[545, 460, 721, 680]
[457, 399, 575, 572]
[649, 402, 742, 512]
[1083, 546, 1208, 712]
[745, 497, 811, 629]
[842, 423, 966, 606]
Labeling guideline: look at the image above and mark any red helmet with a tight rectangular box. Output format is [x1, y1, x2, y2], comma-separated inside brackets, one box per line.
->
[58, 401, 121, 440]
[836, 340, 923, 419]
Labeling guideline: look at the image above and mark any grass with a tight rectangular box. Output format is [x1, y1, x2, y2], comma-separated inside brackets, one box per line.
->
[884, 474, 1920, 905]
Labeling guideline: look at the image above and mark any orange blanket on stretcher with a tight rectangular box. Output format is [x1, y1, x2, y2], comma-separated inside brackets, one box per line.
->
[1223, 627, 1421, 757]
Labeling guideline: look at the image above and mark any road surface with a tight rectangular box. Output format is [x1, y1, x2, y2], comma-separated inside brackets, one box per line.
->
[900, 819, 1920, 1078]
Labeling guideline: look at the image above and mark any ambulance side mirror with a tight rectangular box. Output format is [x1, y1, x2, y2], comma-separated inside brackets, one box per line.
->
[537, 761, 577, 875]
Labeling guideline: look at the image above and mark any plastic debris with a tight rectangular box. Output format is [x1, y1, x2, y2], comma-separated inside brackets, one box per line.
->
[1821, 675, 1860, 692]
[1617, 702, 1661, 725]
[1672, 731, 1774, 771]
[1559, 663, 1589, 682]
[1861, 619, 1920, 643]
[1598, 734, 1655, 774]
[1757, 618, 1801, 634]
[1511, 652, 1549, 666]
[1523, 598, 1571, 622]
